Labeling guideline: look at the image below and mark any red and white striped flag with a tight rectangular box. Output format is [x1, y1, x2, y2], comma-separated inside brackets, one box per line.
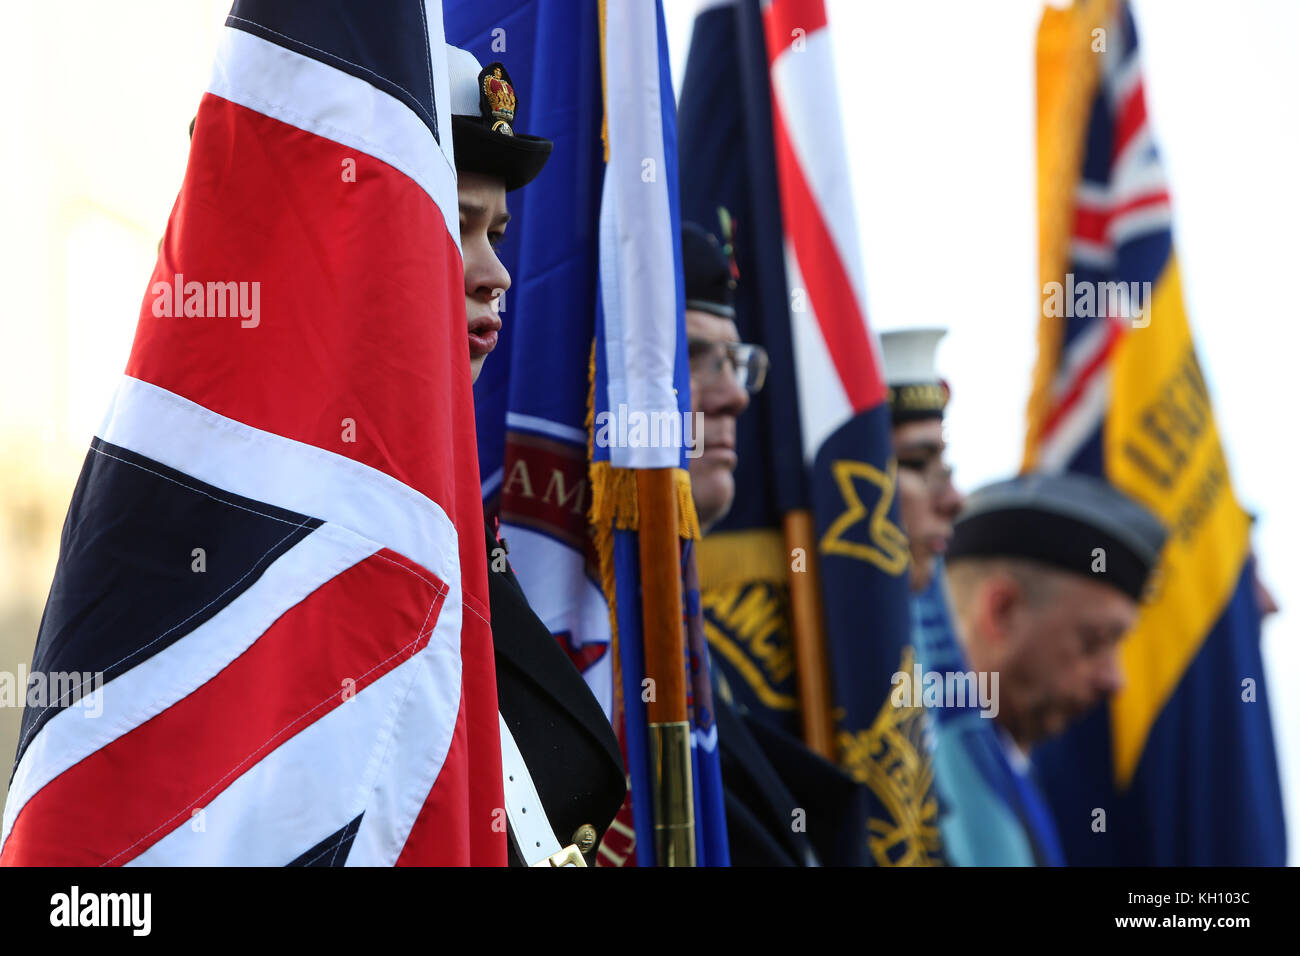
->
[765, 0, 888, 459]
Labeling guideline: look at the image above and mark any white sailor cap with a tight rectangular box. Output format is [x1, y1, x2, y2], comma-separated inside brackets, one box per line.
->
[879, 327, 949, 425]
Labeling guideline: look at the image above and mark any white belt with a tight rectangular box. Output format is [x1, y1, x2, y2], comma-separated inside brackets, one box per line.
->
[498, 712, 587, 867]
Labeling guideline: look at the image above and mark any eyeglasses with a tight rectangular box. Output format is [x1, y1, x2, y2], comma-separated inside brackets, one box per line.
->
[688, 339, 769, 394]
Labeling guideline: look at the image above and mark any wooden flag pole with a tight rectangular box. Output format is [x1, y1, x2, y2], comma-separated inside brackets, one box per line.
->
[783, 509, 836, 760]
[636, 467, 696, 867]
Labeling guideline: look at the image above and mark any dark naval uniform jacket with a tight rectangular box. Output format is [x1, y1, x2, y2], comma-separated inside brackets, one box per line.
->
[716, 694, 870, 867]
[486, 526, 626, 866]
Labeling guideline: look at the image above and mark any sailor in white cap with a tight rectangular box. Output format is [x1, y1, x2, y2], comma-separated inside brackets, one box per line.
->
[445, 45, 553, 382]
[879, 327, 964, 593]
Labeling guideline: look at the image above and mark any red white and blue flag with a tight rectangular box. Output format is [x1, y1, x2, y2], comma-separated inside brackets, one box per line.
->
[765, 0, 942, 866]
[683, 0, 942, 865]
[1, 0, 503, 866]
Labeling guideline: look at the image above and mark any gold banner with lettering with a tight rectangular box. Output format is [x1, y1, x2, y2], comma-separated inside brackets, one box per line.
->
[1103, 258, 1249, 786]
[698, 530, 802, 734]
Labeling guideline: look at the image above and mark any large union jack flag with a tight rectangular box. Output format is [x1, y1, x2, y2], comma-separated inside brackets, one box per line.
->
[1, 0, 503, 866]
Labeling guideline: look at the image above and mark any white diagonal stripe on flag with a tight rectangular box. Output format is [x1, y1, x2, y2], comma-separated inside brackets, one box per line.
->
[1, 523, 379, 852]
[209, 24, 461, 255]
[100, 376, 459, 591]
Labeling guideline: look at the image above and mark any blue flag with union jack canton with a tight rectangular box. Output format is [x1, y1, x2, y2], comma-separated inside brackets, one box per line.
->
[1025, 0, 1285, 865]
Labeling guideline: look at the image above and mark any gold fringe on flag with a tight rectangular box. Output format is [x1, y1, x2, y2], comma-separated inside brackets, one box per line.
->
[586, 340, 702, 866]
[597, 0, 610, 164]
[586, 342, 700, 637]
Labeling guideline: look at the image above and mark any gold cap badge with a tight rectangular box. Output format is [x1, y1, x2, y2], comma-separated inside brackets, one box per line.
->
[480, 64, 517, 136]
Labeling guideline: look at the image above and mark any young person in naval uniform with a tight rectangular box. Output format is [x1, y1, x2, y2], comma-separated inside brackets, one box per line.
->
[446, 45, 625, 866]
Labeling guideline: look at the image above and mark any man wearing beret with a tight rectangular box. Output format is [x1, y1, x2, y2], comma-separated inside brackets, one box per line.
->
[681, 222, 766, 532]
[944, 472, 1167, 754]
[922, 471, 1166, 865]
[880, 331, 1164, 865]
[681, 222, 870, 866]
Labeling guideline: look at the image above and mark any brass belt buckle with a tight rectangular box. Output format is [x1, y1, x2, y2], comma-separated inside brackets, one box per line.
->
[531, 844, 587, 867]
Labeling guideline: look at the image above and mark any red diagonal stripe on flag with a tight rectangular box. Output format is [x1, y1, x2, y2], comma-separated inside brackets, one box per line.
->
[1112, 76, 1148, 163]
[1073, 189, 1170, 244]
[769, 105, 884, 413]
[764, 0, 828, 64]
[1041, 320, 1125, 441]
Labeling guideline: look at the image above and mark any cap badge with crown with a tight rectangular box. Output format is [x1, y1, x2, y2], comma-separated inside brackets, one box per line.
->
[481, 65, 517, 135]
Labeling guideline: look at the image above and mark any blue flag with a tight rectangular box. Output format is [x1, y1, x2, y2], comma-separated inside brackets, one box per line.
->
[680, 0, 808, 744]
[680, 0, 943, 866]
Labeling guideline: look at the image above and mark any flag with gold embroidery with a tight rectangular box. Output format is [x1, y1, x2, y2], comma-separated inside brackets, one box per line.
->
[680, 0, 942, 866]
[1023, 0, 1285, 864]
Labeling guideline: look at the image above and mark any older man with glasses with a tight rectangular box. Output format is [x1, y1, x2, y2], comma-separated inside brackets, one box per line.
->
[681, 221, 867, 867]
[681, 222, 768, 533]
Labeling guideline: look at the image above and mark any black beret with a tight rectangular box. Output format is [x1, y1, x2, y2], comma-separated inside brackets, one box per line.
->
[681, 222, 736, 319]
[947, 472, 1167, 601]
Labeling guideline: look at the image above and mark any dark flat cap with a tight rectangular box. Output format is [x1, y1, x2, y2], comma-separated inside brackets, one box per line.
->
[681, 222, 736, 319]
[947, 472, 1167, 601]
[880, 327, 950, 425]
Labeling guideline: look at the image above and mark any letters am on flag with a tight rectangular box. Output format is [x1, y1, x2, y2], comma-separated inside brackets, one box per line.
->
[1, 0, 503, 866]
[1024, 0, 1285, 865]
